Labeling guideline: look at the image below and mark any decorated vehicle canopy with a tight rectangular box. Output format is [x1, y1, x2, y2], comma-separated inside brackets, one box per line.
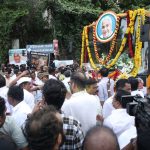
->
[80, 9, 150, 79]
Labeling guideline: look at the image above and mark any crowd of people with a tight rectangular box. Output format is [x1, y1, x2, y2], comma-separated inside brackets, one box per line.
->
[0, 62, 150, 150]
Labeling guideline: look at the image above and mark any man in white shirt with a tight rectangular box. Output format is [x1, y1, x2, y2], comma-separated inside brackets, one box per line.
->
[103, 79, 131, 119]
[48, 66, 57, 80]
[103, 90, 137, 149]
[128, 77, 144, 98]
[17, 77, 35, 109]
[7, 86, 31, 127]
[85, 78, 103, 116]
[137, 77, 147, 96]
[62, 72, 101, 135]
[0, 74, 12, 114]
[0, 97, 29, 150]
[62, 70, 71, 93]
[98, 67, 114, 104]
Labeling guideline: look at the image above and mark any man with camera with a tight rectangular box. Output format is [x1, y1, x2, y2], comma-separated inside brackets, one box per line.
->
[103, 90, 137, 149]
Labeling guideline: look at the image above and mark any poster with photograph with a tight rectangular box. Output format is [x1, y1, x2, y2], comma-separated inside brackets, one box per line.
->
[30, 52, 49, 69]
[96, 11, 117, 43]
[9, 49, 27, 65]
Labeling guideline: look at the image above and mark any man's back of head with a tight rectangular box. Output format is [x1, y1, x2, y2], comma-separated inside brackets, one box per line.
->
[99, 67, 109, 77]
[83, 126, 120, 150]
[70, 72, 86, 92]
[116, 79, 131, 92]
[128, 77, 138, 91]
[0, 74, 6, 88]
[7, 85, 24, 106]
[42, 79, 67, 110]
[48, 66, 55, 75]
[24, 105, 64, 150]
[113, 89, 131, 109]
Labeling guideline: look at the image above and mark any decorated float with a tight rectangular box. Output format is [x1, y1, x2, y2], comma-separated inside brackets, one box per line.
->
[80, 9, 150, 83]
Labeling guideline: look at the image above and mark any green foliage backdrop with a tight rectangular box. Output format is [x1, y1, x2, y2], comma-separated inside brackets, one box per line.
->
[0, 0, 149, 63]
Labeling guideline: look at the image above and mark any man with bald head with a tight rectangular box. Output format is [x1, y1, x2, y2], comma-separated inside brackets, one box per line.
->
[83, 126, 120, 150]
[62, 72, 101, 135]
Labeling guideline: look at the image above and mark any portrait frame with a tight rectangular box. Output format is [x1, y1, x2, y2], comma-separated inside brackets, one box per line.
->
[96, 11, 117, 43]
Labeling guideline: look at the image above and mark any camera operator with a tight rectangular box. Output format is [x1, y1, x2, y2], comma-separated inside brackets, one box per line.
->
[103, 90, 137, 149]
[133, 97, 150, 150]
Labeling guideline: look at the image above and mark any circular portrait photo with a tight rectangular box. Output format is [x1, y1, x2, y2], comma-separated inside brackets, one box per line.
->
[96, 11, 117, 43]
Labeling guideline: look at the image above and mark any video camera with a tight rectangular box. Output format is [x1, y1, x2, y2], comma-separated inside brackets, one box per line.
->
[121, 95, 147, 116]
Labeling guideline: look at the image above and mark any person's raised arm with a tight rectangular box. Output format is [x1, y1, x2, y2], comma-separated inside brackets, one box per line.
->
[8, 70, 29, 87]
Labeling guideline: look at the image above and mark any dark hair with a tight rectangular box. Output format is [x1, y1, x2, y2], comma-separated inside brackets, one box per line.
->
[99, 67, 109, 77]
[7, 85, 24, 102]
[128, 77, 138, 91]
[0, 74, 6, 88]
[116, 79, 130, 91]
[63, 70, 71, 78]
[19, 82, 29, 89]
[70, 72, 86, 89]
[114, 89, 131, 105]
[0, 97, 5, 116]
[83, 126, 120, 150]
[86, 78, 97, 86]
[6, 68, 12, 74]
[24, 105, 63, 150]
[0, 132, 17, 150]
[43, 79, 67, 110]
[48, 66, 55, 74]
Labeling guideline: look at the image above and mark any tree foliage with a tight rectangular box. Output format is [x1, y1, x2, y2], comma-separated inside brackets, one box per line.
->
[0, 0, 150, 63]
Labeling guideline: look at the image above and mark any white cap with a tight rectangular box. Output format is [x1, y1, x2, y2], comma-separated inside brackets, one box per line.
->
[118, 126, 137, 149]
[17, 77, 31, 85]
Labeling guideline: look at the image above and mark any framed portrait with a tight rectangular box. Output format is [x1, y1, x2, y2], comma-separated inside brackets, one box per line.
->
[96, 11, 117, 43]
[9, 49, 27, 65]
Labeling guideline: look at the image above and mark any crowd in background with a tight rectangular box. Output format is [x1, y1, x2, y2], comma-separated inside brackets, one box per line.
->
[0, 61, 150, 150]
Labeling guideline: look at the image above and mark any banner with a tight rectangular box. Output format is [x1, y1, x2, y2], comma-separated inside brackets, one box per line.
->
[26, 44, 54, 53]
[9, 49, 27, 65]
[54, 60, 73, 68]
[30, 52, 49, 68]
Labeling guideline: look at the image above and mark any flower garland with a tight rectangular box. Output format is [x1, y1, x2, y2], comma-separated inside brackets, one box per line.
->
[85, 26, 97, 69]
[93, 17, 120, 65]
[127, 10, 134, 58]
[80, 27, 85, 68]
[106, 10, 138, 69]
[129, 9, 145, 77]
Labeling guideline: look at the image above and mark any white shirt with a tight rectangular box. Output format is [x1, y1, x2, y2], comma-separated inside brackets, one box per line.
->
[5, 77, 13, 87]
[138, 87, 147, 96]
[10, 60, 26, 66]
[0, 86, 12, 113]
[103, 95, 115, 119]
[104, 109, 135, 138]
[12, 101, 31, 127]
[49, 75, 57, 80]
[23, 89, 35, 110]
[61, 90, 101, 135]
[62, 77, 71, 93]
[98, 77, 114, 101]
[131, 90, 144, 98]
[118, 126, 137, 149]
